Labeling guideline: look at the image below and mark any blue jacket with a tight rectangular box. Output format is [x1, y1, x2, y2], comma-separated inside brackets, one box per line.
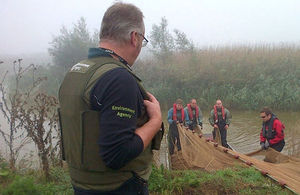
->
[184, 106, 203, 126]
[167, 108, 189, 125]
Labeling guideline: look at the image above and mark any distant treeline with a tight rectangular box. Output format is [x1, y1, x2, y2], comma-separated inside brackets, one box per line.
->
[3, 17, 299, 111]
[134, 45, 300, 111]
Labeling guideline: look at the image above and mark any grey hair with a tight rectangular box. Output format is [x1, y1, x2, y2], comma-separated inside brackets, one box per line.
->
[100, 2, 144, 44]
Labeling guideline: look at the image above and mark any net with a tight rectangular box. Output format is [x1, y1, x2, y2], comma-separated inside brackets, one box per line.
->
[170, 124, 300, 194]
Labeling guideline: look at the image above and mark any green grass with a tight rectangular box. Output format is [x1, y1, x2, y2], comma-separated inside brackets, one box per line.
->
[0, 165, 73, 195]
[148, 165, 294, 195]
[0, 162, 294, 195]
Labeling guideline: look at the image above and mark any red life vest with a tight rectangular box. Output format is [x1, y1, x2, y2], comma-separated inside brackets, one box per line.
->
[172, 103, 185, 121]
[262, 114, 284, 140]
[214, 105, 225, 123]
[187, 104, 199, 120]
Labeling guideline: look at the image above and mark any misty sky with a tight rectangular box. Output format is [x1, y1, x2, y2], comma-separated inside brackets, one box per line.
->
[1, 0, 300, 55]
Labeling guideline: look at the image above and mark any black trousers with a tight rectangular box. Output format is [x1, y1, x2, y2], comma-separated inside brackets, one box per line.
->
[168, 123, 181, 155]
[270, 139, 285, 152]
[73, 173, 148, 195]
[213, 126, 229, 148]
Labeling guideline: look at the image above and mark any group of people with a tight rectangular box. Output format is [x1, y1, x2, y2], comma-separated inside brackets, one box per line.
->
[167, 98, 232, 155]
[57, 2, 286, 194]
[167, 98, 203, 155]
[167, 99, 286, 155]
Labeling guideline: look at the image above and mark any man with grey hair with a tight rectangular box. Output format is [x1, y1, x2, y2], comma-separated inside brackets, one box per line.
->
[58, 2, 163, 194]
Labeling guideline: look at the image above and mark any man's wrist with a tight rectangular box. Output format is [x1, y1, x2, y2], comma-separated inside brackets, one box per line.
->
[149, 118, 162, 130]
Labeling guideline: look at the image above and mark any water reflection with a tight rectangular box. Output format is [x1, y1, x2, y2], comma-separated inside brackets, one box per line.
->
[1, 109, 300, 166]
[206, 110, 300, 156]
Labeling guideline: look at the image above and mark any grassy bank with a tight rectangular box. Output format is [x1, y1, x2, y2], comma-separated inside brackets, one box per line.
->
[0, 166, 73, 195]
[0, 161, 293, 195]
[149, 165, 293, 195]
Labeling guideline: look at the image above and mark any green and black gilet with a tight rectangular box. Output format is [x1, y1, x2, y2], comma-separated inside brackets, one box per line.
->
[58, 56, 157, 191]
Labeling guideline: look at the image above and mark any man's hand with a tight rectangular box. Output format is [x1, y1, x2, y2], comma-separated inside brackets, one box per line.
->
[264, 141, 270, 149]
[213, 124, 218, 129]
[225, 125, 229, 130]
[144, 92, 161, 122]
[136, 92, 162, 149]
[199, 122, 203, 129]
[260, 142, 270, 150]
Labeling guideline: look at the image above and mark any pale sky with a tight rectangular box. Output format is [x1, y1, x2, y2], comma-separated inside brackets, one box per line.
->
[1, 0, 300, 55]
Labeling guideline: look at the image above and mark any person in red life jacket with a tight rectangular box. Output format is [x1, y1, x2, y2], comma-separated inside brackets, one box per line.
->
[260, 107, 285, 152]
[167, 99, 187, 155]
[209, 99, 231, 148]
[184, 99, 203, 134]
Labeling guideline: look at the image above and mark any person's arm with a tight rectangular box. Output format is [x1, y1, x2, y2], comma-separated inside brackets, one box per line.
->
[90, 68, 160, 170]
[135, 92, 162, 149]
[184, 107, 190, 126]
[269, 119, 284, 145]
[260, 128, 266, 143]
[209, 110, 215, 126]
[167, 108, 174, 125]
[198, 107, 203, 126]
[260, 128, 267, 149]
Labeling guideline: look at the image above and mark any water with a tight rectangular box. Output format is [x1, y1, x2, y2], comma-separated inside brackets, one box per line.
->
[0, 113, 53, 168]
[199, 110, 300, 156]
[1, 110, 300, 168]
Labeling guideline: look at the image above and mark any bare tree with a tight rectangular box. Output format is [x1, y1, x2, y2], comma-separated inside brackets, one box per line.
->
[0, 59, 61, 178]
[18, 93, 59, 179]
[0, 59, 42, 170]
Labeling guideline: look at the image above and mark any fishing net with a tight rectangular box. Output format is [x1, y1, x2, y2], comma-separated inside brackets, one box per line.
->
[169, 124, 300, 194]
[170, 124, 243, 171]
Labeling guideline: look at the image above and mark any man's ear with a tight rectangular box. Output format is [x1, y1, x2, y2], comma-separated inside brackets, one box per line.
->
[130, 31, 138, 47]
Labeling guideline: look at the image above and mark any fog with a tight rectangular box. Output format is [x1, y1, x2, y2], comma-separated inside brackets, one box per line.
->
[1, 0, 300, 56]
[1, 0, 300, 173]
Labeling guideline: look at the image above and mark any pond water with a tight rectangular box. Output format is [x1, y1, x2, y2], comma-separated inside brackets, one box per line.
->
[1, 109, 299, 168]
[195, 110, 300, 156]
